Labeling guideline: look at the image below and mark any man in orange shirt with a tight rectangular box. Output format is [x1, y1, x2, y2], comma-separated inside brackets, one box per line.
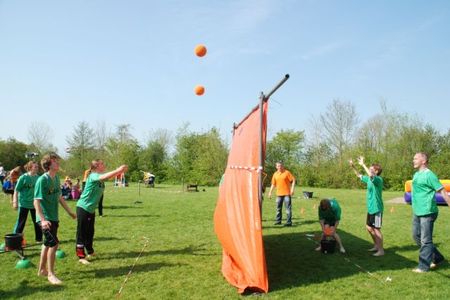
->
[268, 162, 296, 226]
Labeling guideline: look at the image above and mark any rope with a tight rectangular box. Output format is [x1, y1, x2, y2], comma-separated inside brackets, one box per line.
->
[116, 237, 150, 298]
[304, 234, 391, 284]
[229, 165, 263, 172]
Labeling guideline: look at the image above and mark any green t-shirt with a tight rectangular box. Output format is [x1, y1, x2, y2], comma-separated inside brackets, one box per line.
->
[77, 173, 105, 213]
[34, 173, 61, 222]
[15, 173, 39, 209]
[412, 169, 443, 216]
[318, 198, 341, 223]
[361, 175, 384, 214]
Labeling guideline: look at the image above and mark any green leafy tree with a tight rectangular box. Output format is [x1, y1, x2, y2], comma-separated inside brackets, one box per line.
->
[265, 129, 304, 186]
[0, 138, 29, 171]
[139, 129, 172, 182]
[64, 121, 96, 177]
[104, 124, 141, 182]
[169, 126, 228, 185]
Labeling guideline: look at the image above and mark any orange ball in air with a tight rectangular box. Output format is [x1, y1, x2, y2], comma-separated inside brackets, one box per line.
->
[194, 85, 205, 96]
[195, 44, 207, 57]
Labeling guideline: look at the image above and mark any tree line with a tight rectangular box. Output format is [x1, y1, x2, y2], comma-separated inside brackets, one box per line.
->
[1, 99, 449, 190]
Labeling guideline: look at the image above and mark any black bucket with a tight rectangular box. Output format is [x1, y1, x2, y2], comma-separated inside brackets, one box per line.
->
[303, 191, 314, 199]
[320, 238, 336, 254]
[5, 233, 23, 251]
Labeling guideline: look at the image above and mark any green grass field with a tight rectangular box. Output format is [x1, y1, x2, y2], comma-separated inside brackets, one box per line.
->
[1, 184, 450, 299]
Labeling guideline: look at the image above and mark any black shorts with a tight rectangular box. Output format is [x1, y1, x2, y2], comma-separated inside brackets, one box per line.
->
[366, 213, 382, 229]
[3, 188, 14, 195]
[324, 221, 336, 227]
[39, 221, 59, 247]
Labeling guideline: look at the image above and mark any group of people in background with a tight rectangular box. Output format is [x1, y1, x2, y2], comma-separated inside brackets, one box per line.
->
[4, 153, 127, 285]
[269, 152, 450, 273]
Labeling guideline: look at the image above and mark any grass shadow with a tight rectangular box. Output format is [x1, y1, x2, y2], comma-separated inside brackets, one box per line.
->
[62, 236, 122, 244]
[0, 279, 64, 299]
[91, 244, 213, 262]
[106, 214, 160, 218]
[103, 205, 135, 210]
[79, 262, 180, 278]
[264, 230, 416, 292]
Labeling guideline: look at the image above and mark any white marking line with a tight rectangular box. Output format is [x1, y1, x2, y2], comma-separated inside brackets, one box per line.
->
[305, 234, 390, 284]
[117, 237, 150, 298]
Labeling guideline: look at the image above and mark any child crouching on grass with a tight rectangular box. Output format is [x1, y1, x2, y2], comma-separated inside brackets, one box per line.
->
[34, 153, 76, 285]
[316, 198, 346, 254]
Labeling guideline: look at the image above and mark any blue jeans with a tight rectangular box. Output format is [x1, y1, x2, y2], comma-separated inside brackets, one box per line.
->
[412, 213, 444, 271]
[275, 195, 292, 225]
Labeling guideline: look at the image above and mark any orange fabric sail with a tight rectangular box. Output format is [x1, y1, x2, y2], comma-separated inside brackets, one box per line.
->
[214, 102, 268, 293]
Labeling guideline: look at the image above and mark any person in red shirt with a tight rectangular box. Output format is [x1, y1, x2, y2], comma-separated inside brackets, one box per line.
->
[268, 162, 296, 226]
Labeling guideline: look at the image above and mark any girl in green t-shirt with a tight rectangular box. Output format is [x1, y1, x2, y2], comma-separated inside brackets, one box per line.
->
[75, 159, 128, 265]
[12, 161, 41, 243]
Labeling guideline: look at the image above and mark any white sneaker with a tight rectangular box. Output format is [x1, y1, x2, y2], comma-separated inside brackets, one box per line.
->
[340, 248, 346, 254]
[412, 268, 427, 273]
[79, 258, 91, 265]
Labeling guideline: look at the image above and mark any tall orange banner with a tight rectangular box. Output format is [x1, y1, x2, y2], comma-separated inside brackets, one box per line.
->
[214, 102, 268, 293]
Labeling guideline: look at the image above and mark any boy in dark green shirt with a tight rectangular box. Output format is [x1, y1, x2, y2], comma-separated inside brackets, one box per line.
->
[34, 153, 76, 285]
[316, 198, 345, 253]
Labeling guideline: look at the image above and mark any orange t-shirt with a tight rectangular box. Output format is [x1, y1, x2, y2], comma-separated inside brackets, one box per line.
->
[271, 170, 295, 196]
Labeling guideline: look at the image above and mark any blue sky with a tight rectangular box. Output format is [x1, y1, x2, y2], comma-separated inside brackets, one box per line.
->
[1, 0, 449, 152]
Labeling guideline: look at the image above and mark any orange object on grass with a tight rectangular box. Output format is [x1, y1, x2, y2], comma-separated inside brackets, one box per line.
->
[214, 101, 268, 294]
[194, 44, 207, 57]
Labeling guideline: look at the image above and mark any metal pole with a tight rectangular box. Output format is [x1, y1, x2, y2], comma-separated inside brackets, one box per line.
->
[258, 92, 264, 212]
[263, 74, 290, 101]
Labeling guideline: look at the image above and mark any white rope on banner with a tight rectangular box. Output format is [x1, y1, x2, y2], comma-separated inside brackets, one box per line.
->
[229, 166, 263, 172]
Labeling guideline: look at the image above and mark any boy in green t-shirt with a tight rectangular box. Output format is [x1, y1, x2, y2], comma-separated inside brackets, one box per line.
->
[411, 152, 450, 273]
[76, 159, 127, 265]
[316, 198, 346, 253]
[12, 161, 42, 243]
[349, 156, 384, 257]
[34, 153, 76, 285]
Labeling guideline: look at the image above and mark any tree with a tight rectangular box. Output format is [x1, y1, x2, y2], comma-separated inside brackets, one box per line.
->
[169, 126, 228, 185]
[139, 129, 173, 182]
[64, 121, 96, 176]
[320, 99, 358, 163]
[104, 124, 141, 181]
[94, 121, 110, 156]
[265, 129, 304, 184]
[27, 121, 57, 154]
[0, 138, 29, 171]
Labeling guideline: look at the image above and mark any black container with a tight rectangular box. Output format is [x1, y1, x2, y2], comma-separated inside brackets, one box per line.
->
[303, 191, 314, 199]
[5, 233, 23, 251]
[320, 238, 336, 254]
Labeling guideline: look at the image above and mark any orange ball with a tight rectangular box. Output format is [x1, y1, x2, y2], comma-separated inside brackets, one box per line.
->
[194, 44, 207, 57]
[324, 226, 333, 236]
[194, 85, 205, 96]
